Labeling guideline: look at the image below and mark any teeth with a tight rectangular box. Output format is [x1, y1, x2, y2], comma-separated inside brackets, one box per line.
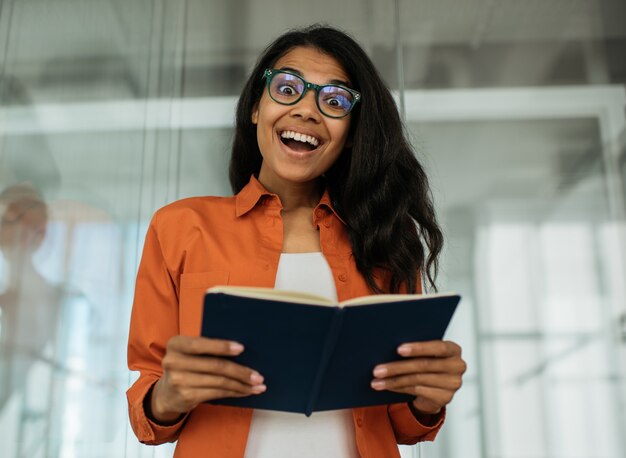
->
[280, 130, 320, 147]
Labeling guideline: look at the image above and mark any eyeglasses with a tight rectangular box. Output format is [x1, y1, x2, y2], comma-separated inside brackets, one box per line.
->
[262, 69, 361, 119]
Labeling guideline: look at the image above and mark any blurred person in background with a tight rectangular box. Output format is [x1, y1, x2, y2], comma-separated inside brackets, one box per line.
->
[0, 184, 63, 412]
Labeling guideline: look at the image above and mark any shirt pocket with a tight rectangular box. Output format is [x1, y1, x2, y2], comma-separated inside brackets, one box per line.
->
[179, 271, 230, 336]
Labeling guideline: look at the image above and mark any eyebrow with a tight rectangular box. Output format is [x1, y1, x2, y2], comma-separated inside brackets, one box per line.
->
[279, 66, 352, 87]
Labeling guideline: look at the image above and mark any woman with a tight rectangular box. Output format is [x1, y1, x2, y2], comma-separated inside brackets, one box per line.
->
[127, 25, 466, 458]
[0, 185, 61, 412]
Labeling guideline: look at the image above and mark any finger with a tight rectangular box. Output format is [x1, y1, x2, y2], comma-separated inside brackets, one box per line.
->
[204, 388, 263, 400]
[185, 387, 263, 405]
[166, 371, 267, 395]
[167, 335, 245, 356]
[373, 357, 466, 378]
[397, 340, 462, 358]
[371, 373, 462, 392]
[163, 354, 264, 385]
[384, 385, 454, 407]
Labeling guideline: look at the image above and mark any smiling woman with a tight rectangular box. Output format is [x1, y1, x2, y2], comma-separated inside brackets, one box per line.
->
[252, 47, 353, 196]
[127, 24, 466, 458]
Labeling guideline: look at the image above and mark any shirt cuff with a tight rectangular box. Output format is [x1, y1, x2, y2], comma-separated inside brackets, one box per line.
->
[388, 402, 446, 444]
[127, 378, 189, 445]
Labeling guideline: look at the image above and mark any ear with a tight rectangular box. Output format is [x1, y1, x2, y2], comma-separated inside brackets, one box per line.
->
[251, 104, 259, 124]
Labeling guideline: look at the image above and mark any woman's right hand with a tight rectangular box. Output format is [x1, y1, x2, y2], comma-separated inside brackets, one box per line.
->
[148, 335, 266, 424]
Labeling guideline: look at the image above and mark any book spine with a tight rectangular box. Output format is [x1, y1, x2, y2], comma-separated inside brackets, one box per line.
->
[304, 307, 345, 416]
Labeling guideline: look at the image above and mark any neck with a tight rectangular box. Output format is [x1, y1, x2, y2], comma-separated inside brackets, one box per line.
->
[258, 174, 323, 211]
[1, 253, 37, 290]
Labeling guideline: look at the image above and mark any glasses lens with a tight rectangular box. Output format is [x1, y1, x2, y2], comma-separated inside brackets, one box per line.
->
[269, 72, 304, 104]
[318, 86, 355, 117]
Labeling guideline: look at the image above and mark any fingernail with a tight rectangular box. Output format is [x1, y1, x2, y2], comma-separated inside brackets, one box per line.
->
[373, 366, 387, 378]
[250, 372, 264, 384]
[251, 384, 267, 394]
[230, 343, 244, 353]
[371, 380, 385, 390]
[398, 345, 411, 356]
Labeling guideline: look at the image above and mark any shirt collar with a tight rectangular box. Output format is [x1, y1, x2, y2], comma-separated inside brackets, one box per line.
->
[315, 189, 347, 226]
[235, 175, 278, 217]
[235, 175, 346, 226]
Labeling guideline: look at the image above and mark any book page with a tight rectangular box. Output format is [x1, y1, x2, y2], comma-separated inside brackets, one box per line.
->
[339, 292, 458, 307]
[206, 285, 336, 306]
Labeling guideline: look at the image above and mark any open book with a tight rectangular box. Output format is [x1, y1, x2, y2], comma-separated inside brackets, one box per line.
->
[202, 286, 460, 416]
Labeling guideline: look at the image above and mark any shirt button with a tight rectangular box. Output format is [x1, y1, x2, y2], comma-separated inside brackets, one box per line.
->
[315, 209, 324, 219]
[323, 220, 331, 228]
[338, 273, 347, 282]
[263, 263, 270, 270]
[356, 418, 363, 427]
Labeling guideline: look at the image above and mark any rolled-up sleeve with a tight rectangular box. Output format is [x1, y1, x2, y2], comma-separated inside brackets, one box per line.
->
[387, 403, 445, 444]
[126, 213, 185, 444]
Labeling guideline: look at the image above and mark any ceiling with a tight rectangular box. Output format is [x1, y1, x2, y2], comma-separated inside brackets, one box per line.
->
[1, 0, 625, 103]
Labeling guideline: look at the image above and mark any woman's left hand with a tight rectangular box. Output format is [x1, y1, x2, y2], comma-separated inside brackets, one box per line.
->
[371, 340, 466, 416]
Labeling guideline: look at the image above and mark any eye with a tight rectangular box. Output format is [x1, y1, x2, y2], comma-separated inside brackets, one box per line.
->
[277, 85, 297, 96]
[321, 92, 352, 111]
[271, 74, 303, 100]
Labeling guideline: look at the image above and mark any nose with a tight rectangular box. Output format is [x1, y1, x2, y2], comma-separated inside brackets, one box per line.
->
[290, 88, 322, 122]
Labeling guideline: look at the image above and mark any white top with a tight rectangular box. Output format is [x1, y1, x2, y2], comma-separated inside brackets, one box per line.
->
[244, 252, 359, 458]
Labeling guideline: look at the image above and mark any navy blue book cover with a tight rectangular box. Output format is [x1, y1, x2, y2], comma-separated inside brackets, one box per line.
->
[201, 290, 460, 415]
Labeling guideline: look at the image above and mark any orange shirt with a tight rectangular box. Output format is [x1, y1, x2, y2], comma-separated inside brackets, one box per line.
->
[127, 176, 444, 458]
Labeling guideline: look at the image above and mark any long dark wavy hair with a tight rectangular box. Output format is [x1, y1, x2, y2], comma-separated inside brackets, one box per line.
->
[229, 24, 443, 293]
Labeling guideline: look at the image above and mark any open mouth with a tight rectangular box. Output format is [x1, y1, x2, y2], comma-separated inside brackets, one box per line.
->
[279, 130, 321, 153]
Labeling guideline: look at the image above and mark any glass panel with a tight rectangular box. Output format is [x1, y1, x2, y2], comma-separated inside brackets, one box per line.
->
[0, 1, 399, 457]
[181, 0, 399, 95]
[0, 1, 182, 457]
[410, 116, 626, 458]
[400, 1, 626, 457]
[400, 0, 626, 89]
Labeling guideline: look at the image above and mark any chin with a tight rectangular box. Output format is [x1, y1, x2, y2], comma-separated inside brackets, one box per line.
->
[279, 171, 323, 184]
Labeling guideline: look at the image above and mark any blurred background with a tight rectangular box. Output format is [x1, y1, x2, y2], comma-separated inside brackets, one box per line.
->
[0, 0, 625, 457]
